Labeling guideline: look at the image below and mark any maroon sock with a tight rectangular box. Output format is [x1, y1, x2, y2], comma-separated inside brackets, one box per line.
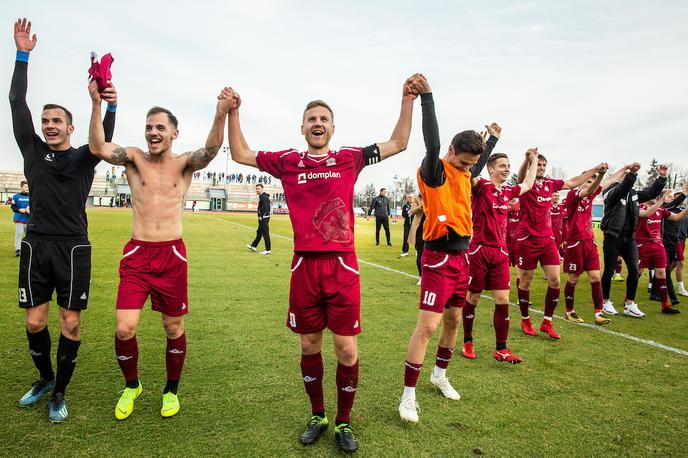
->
[335, 360, 358, 424]
[404, 361, 423, 388]
[115, 335, 138, 384]
[494, 304, 510, 349]
[462, 301, 477, 341]
[165, 333, 187, 382]
[300, 352, 325, 415]
[435, 346, 454, 369]
[564, 282, 576, 312]
[591, 281, 604, 313]
[517, 288, 530, 318]
[615, 260, 622, 274]
[544, 287, 560, 318]
[656, 278, 669, 307]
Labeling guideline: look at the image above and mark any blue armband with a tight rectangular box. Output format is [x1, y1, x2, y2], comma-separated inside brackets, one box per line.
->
[107, 104, 117, 113]
[16, 51, 29, 62]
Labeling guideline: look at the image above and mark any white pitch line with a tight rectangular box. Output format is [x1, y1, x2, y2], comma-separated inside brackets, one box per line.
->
[205, 215, 688, 357]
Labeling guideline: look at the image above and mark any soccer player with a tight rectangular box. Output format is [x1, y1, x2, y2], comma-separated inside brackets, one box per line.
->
[561, 167, 613, 325]
[226, 75, 421, 453]
[246, 183, 272, 254]
[506, 198, 521, 268]
[11, 180, 30, 256]
[677, 217, 688, 296]
[88, 83, 231, 419]
[10, 18, 117, 422]
[399, 77, 500, 423]
[461, 148, 538, 363]
[600, 163, 667, 317]
[635, 192, 688, 314]
[550, 192, 565, 257]
[515, 154, 604, 339]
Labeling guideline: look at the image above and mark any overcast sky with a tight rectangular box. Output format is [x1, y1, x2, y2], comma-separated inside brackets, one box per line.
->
[2, 1, 686, 192]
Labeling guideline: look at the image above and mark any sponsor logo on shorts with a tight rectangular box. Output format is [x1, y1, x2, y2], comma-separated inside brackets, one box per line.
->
[353, 320, 359, 329]
[181, 303, 187, 310]
[168, 349, 185, 354]
[116, 355, 133, 361]
[80, 292, 87, 300]
[341, 386, 357, 393]
[29, 349, 42, 356]
[303, 376, 317, 383]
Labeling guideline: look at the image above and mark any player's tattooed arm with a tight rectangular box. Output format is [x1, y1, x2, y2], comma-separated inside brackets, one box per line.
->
[187, 87, 232, 172]
[377, 74, 422, 161]
[226, 88, 258, 168]
[519, 148, 539, 195]
[88, 82, 135, 164]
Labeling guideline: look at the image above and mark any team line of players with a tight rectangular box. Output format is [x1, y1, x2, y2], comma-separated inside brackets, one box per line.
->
[10, 18, 687, 454]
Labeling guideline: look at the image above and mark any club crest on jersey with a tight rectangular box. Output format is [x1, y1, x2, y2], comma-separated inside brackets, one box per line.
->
[326, 157, 336, 166]
[312, 197, 351, 244]
[544, 186, 549, 191]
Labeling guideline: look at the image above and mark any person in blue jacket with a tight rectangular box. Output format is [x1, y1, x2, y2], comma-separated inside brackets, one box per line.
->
[11, 180, 30, 256]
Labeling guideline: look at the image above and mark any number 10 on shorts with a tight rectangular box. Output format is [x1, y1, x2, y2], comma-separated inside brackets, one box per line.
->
[422, 291, 437, 307]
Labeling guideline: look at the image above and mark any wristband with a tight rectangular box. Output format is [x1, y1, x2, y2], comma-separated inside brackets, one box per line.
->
[107, 104, 117, 113]
[16, 51, 29, 63]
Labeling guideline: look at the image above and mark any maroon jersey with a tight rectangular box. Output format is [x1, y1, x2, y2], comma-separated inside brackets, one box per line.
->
[635, 204, 671, 243]
[507, 209, 520, 249]
[256, 147, 366, 252]
[564, 187, 601, 242]
[471, 178, 521, 248]
[550, 204, 564, 237]
[518, 178, 565, 237]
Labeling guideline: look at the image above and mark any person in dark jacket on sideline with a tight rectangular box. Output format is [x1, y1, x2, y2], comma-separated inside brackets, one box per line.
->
[599, 162, 667, 317]
[247, 184, 272, 254]
[368, 188, 391, 246]
[401, 194, 413, 256]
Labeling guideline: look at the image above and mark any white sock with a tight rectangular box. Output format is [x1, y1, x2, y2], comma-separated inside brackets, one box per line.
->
[648, 282, 652, 289]
[595, 311, 602, 317]
[521, 315, 530, 320]
[402, 386, 416, 399]
[543, 316, 552, 321]
[679, 282, 684, 290]
[433, 366, 446, 379]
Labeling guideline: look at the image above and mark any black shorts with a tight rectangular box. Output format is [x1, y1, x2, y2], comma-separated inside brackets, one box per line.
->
[18, 237, 92, 310]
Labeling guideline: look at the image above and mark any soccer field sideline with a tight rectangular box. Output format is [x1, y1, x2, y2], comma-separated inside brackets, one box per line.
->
[205, 214, 688, 357]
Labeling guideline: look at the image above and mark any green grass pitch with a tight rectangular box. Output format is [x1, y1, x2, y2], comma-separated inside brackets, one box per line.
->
[1, 207, 686, 457]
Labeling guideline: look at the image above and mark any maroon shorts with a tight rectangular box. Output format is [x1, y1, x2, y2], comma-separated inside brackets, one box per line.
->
[287, 252, 361, 336]
[116, 239, 189, 316]
[507, 239, 519, 267]
[678, 241, 685, 262]
[516, 235, 561, 270]
[637, 241, 667, 269]
[468, 244, 511, 292]
[563, 239, 600, 274]
[419, 248, 469, 313]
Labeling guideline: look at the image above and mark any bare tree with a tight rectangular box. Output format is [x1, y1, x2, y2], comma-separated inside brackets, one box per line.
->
[363, 182, 377, 208]
[548, 166, 567, 180]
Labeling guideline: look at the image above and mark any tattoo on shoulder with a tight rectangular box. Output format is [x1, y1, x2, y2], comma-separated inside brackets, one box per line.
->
[188, 146, 220, 170]
[110, 147, 130, 165]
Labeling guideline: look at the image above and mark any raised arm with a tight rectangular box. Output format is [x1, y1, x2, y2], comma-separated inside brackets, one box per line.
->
[601, 163, 637, 191]
[376, 74, 419, 161]
[603, 164, 639, 207]
[88, 81, 134, 165]
[227, 90, 258, 168]
[518, 148, 539, 195]
[563, 163, 606, 190]
[580, 164, 608, 197]
[638, 197, 665, 218]
[415, 77, 444, 187]
[516, 152, 530, 184]
[470, 123, 501, 178]
[185, 87, 231, 172]
[9, 18, 38, 154]
[637, 164, 668, 203]
[668, 206, 688, 222]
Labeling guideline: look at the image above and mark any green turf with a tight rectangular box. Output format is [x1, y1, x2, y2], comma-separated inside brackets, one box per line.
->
[1, 207, 687, 457]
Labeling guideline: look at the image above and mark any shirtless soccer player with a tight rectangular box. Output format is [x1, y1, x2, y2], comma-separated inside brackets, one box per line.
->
[561, 167, 612, 325]
[399, 78, 500, 423]
[10, 18, 117, 422]
[226, 75, 421, 453]
[88, 83, 231, 419]
[515, 154, 605, 339]
[461, 149, 538, 364]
